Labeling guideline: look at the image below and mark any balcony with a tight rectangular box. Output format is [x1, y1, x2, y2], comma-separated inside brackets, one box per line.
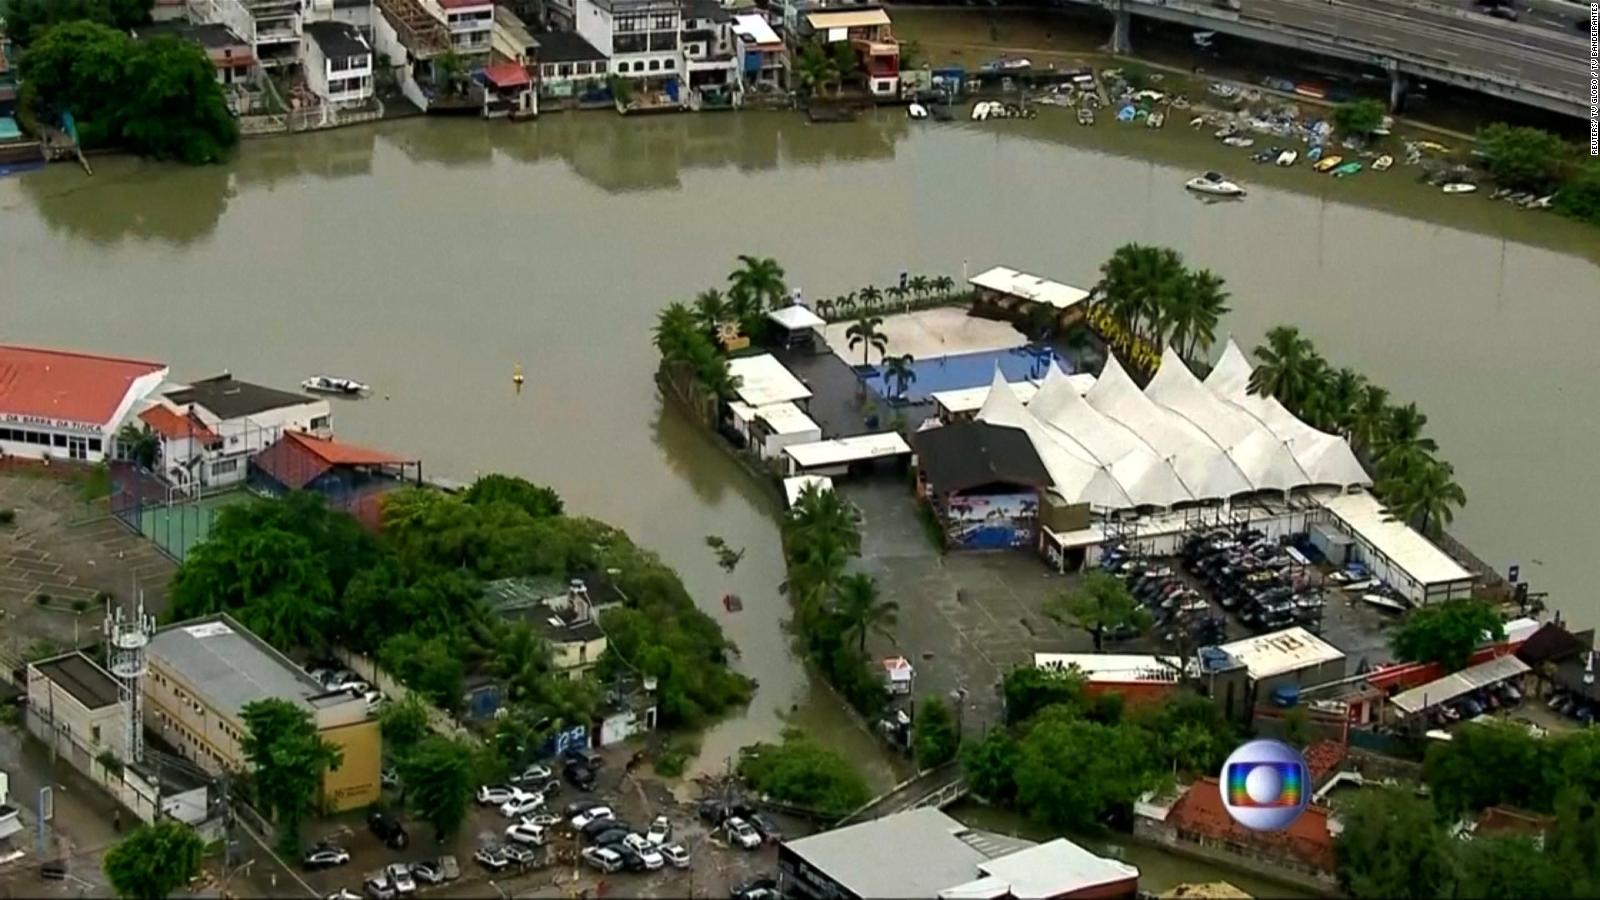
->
[254, 20, 300, 43]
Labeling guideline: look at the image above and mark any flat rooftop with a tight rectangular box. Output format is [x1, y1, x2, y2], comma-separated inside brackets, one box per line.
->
[147, 616, 349, 719]
[727, 354, 812, 407]
[1034, 652, 1188, 683]
[783, 808, 995, 899]
[968, 265, 1091, 311]
[32, 652, 121, 710]
[822, 307, 1027, 365]
[1320, 490, 1473, 588]
[165, 374, 316, 421]
[1213, 627, 1345, 682]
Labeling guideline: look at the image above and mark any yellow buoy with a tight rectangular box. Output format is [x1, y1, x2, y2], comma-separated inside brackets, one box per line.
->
[513, 363, 525, 394]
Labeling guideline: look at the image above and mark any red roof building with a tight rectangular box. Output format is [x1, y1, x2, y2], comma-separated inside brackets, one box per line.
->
[137, 405, 219, 445]
[0, 345, 168, 463]
[1161, 778, 1337, 873]
[250, 431, 421, 530]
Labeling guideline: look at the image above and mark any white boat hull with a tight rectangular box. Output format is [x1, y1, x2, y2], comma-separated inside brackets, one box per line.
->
[1185, 179, 1246, 197]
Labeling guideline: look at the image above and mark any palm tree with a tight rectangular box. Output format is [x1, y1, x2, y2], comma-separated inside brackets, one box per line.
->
[833, 572, 898, 655]
[815, 299, 836, 320]
[931, 275, 955, 297]
[697, 355, 741, 400]
[1378, 455, 1466, 536]
[883, 354, 917, 400]
[1094, 243, 1186, 344]
[886, 284, 909, 310]
[1375, 402, 1438, 466]
[1174, 269, 1230, 363]
[692, 288, 729, 334]
[1347, 384, 1392, 453]
[837, 292, 858, 318]
[859, 285, 884, 313]
[908, 275, 931, 300]
[729, 255, 787, 311]
[846, 315, 889, 367]
[725, 284, 761, 333]
[1022, 304, 1058, 342]
[491, 622, 552, 704]
[653, 302, 699, 362]
[116, 423, 160, 469]
[794, 43, 841, 98]
[1063, 322, 1093, 368]
[1248, 325, 1322, 410]
[1308, 367, 1366, 435]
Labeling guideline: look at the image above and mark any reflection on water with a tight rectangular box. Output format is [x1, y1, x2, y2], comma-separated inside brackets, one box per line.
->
[12, 160, 235, 246]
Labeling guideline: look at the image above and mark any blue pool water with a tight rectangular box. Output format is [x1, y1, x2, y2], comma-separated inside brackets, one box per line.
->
[860, 345, 1068, 403]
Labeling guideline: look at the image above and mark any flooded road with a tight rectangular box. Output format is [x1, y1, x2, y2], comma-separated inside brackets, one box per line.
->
[2, 108, 1596, 778]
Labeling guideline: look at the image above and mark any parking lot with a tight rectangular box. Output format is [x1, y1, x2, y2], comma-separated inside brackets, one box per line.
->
[289, 745, 786, 900]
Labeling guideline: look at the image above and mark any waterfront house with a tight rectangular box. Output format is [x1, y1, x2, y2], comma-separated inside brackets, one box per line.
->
[250, 430, 421, 528]
[0, 344, 168, 465]
[188, 0, 308, 72]
[1136, 779, 1337, 890]
[731, 13, 787, 94]
[576, 0, 685, 95]
[530, 31, 610, 101]
[680, 0, 737, 107]
[485, 577, 610, 680]
[801, 6, 898, 99]
[149, 374, 331, 490]
[437, 0, 495, 57]
[133, 22, 257, 86]
[303, 21, 374, 108]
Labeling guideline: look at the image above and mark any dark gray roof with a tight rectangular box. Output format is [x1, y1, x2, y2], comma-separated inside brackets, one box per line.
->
[682, 0, 731, 22]
[304, 21, 370, 59]
[1516, 624, 1591, 666]
[914, 421, 1051, 494]
[165, 374, 316, 421]
[134, 21, 248, 49]
[33, 653, 120, 710]
[683, 28, 716, 43]
[530, 31, 608, 63]
[148, 615, 355, 719]
[533, 606, 606, 644]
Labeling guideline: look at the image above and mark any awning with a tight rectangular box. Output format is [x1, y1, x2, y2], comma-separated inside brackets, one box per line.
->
[482, 61, 531, 88]
[1390, 655, 1530, 716]
[806, 8, 891, 29]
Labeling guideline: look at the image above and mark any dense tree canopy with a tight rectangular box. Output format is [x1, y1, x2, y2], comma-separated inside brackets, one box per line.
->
[1335, 788, 1454, 899]
[102, 819, 203, 900]
[1001, 665, 1087, 727]
[912, 694, 960, 769]
[1332, 98, 1387, 137]
[1, 0, 151, 46]
[1390, 598, 1503, 671]
[962, 729, 1021, 804]
[1051, 570, 1150, 651]
[241, 698, 342, 855]
[1014, 708, 1155, 831]
[737, 728, 871, 818]
[397, 736, 476, 840]
[1476, 123, 1570, 193]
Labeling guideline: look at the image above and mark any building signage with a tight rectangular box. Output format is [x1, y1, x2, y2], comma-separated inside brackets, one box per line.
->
[0, 413, 104, 434]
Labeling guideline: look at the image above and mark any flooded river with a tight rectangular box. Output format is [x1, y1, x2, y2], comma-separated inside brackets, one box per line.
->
[3, 108, 1597, 785]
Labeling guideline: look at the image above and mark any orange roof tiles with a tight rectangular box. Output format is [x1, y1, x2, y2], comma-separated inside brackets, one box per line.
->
[1302, 741, 1347, 787]
[0, 345, 166, 427]
[483, 61, 530, 88]
[283, 430, 406, 466]
[138, 405, 218, 443]
[1165, 778, 1337, 872]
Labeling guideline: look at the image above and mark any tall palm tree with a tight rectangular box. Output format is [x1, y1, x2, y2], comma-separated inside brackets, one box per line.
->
[1308, 367, 1366, 435]
[1378, 456, 1466, 536]
[785, 482, 861, 556]
[815, 299, 836, 320]
[1347, 384, 1392, 453]
[886, 284, 909, 310]
[883, 354, 917, 400]
[1376, 402, 1438, 465]
[491, 621, 553, 704]
[846, 315, 889, 367]
[653, 302, 699, 362]
[1248, 325, 1321, 410]
[729, 255, 787, 311]
[859, 285, 884, 313]
[692, 288, 729, 334]
[725, 284, 761, 333]
[833, 572, 898, 655]
[837, 292, 858, 318]
[908, 275, 931, 300]
[1180, 269, 1230, 363]
[1094, 243, 1187, 345]
[931, 275, 955, 298]
[116, 423, 160, 469]
[794, 42, 841, 98]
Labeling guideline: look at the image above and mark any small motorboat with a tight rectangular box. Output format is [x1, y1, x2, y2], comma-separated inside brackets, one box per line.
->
[1306, 145, 1324, 163]
[1275, 149, 1298, 166]
[1189, 116, 1205, 128]
[1371, 154, 1393, 171]
[908, 102, 928, 119]
[1524, 194, 1554, 209]
[1117, 105, 1136, 123]
[1362, 593, 1408, 614]
[302, 375, 370, 395]
[1146, 111, 1165, 129]
[1332, 161, 1363, 178]
[1313, 155, 1344, 173]
[1251, 150, 1275, 164]
[1213, 126, 1236, 139]
[1078, 107, 1095, 126]
[1441, 182, 1478, 194]
[1221, 135, 1255, 148]
[1185, 171, 1246, 196]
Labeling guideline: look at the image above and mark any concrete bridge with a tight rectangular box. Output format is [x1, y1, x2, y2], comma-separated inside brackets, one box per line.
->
[837, 761, 970, 826]
[1084, 0, 1589, 118]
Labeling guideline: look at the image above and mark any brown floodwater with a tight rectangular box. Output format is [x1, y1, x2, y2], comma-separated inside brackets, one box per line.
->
[2, 107, 1596, 789]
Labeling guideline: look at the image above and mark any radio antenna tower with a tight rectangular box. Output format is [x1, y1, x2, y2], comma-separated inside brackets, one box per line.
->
[105, 592, 154, 765]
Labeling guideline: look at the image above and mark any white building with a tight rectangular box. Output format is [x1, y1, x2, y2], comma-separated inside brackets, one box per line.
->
[0, 345, 168, 464]
[141, 374, 331, 490]
[187, 0, 307, 71]
[303, 21, 374, 107]
[576, 0, 684, 83]
[731, 13, 786, 92]
[680, 0, 737, 105]
[530, 30, 610, 100]
[437, 0, 495, 57]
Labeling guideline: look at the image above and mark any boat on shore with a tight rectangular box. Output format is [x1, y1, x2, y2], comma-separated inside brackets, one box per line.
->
[908, 103, 928, 120]
[1078, 107, 1095, 126]
[1362, 592, 1408, 614]
[1275, 149, 1298, 166]
[1313, 155, 1344, 173]
[1185, 171, 1246, 197]
[1441, 182, 1478, 194]
[1221, 135, 1255, 148]
[302, 375, 370, 396]
[1332, 161, 1363, 178]
[1371, 155, 1393, 171]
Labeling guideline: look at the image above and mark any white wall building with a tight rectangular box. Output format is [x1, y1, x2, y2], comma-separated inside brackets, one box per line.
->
[0, 345, 168, 464]
[731, 13, 786, 91]
[435, 0, 495, 56]
[577, 0, 683, 81]
[303, 21, 374, 107]
[142, 375, 331, 490]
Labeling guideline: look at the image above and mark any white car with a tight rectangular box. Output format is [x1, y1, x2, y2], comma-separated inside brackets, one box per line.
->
[523, 812, 561, 829]
[646, 815, 671, 846]
[512, 764, 553, 784]
[477, 785, 531, 806]
[724, 817, 761, 850]
[500, 794, 545, 818]
[504, 822, 546, 846]
[622, 834, 664, 870]
[570, 806, 614, 830]
[660, 843, 691, 869]
[580, 846, 624, 874]
[384, 863, 416, 896]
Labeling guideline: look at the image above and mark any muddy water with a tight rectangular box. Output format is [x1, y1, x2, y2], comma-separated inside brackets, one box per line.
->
[2, 106, 1596, 787]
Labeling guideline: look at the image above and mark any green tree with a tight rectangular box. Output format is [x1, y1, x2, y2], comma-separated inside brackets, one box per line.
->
[1139, 692, 1236, 775]
[398, 735, 475, 841]
[961, 729, 1020, 803]
[1248, 325, 1324, 410]
[2, 0, 152, 46]
[115, 422, 160, 469]
[1001, 665, 1086, 726]
[119, 36, 239, 163]
[1014, 708, 1154, 830]
[883, 353, 917, 400]
[240, 698, 342, 855]
[1051, 570, 1150, 651]
[102, 819, 204, 900]
[737, 728, 871, 817]
[379, 695, 433, 760]
[1332, 98, 1387, 138]
[829, 40, 858, 87]
[1095, 243, 1186, 344]
[1376, 454, 1466, 536]
[379, 633, 464, 713]
[728, 254, 787, 312]
[692, 288, 730, 333]
[912, 694, 959, 769]
[19, 21, 130, 148]
[794, 43, 841, 98]
[832, 572, 897, 655]
[654, 301, 700, 362]
[1374, 401, 1439, 468]
[931, 275, 955, 296]
[1424, 719, 1553, 818]
[908, 274, 931, 299]
[1555, 159, 1600, 225]
[1451, 834, 1562, 900]
[168, 514, 334, 650]
[1476, 123, 1569, 193]
[1347, 384, 1392, 453]
[846, 315, 888, 367]
[1334, 787, 1452, 899]
[462, 475, 563, 518]
[1390, 598, 1503, 671]
[1167, 269, 1230, 364]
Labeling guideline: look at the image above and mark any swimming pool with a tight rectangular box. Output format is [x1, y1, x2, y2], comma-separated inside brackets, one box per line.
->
[860, 345, 1068, 403]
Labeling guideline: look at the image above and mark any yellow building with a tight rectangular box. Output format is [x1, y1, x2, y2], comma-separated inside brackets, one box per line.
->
[144, 615, 380, 812]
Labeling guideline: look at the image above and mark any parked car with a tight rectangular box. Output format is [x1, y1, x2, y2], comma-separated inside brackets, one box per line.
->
[500, 794, 545, 818]
[623, 834, 664, 870]
[363, 877, 396, 900]
[302, 843, 350, 870]
[384, 863, 416, 896]
[408, 861, 446, 885]
[571, 805, 614, 830]
[501, 844, 542, 869]
[724, 817, 762, 850]
[565, 798, 603, 818]
[748, 813, 782, 844]
[512, 764, 553, 785]
[564, 763, 596, 791]
[581, 846, 625, 874]
[564, 746, 604, 769]
[591, 826, 631, 847]
[437, 855, 460, 881]
[581, 818, 623, 841]
[660, 843, 691, 869]
[524, 812, 562, 829]
[474, 845, 510, 872]
[646, 815, 672, 846]
[505, 822, 546, 846]
[732, 877, 780, 900]
[477, 785, 528, 806]
[367, 812, 409, 850]
[612, 843, 648, 872]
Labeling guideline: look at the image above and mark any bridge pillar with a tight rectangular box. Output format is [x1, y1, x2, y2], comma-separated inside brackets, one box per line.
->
[1111, 5, 1132, 54]
[1386, 64, 1407, 113]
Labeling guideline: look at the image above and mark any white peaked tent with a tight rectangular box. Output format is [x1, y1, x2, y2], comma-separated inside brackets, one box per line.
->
[1029, 365, 1195, 507]
[1085, 356, 1255, 500]
[1205, 340, 1371, 488]
[1145, 347, 1311, 493]
[976, 371, 1134, 509]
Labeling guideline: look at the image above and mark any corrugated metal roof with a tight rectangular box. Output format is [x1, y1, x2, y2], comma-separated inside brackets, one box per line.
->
[1390, 654, 1530, 716]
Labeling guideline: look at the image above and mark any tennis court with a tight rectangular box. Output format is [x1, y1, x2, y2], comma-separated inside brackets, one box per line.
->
[860, 345, 1068, 403]
[136, 490, 249, 561]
